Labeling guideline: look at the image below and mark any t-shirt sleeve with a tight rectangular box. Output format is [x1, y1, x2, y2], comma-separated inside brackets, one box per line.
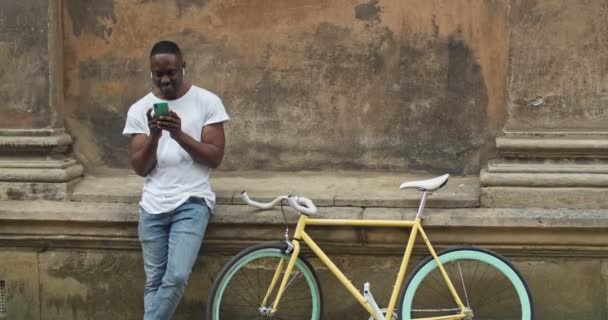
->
[123, 105, 149, 136]
[203, 96, 230, 126]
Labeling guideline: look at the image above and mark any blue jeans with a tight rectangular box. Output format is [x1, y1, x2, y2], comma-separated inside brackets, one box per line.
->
[138, 197, 210, 320]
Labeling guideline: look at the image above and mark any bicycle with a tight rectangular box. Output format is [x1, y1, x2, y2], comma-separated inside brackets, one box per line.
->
[206, 174, 534, 320]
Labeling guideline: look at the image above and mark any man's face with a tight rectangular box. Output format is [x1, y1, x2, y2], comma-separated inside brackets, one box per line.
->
[150, 53, 184, 99]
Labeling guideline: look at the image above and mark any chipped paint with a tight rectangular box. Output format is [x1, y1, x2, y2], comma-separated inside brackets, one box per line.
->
[60, 0, 509, 173]
[65, 0, 117, 40]
[355, 0, 382, 24]
[507, 0, 608, 130]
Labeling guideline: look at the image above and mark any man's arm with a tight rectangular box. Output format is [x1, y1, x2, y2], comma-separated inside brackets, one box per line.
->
[157, 110, 226, 169]
[129, 133, 161, 176]
[129, 108, 162, 177]
[174, 122, 226, 169]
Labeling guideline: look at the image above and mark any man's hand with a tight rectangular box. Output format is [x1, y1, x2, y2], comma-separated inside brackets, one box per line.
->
[146, 108, 162, 138]
[157, 110, 183, 140]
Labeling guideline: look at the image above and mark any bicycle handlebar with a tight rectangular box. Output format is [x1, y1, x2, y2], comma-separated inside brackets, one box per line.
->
[240, 191, 318, 215]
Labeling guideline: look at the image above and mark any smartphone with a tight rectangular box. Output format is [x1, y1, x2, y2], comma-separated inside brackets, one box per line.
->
[153, 102, 169, 117]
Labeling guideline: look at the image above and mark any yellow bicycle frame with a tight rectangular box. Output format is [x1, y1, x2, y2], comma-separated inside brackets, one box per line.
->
[262, 193, 468, 320]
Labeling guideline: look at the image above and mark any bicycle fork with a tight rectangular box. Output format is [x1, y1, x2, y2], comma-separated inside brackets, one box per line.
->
[259, 217, 307, 317]
[258, 243, 303, 316]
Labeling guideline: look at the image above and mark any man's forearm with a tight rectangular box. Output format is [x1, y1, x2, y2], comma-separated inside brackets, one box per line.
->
[131, 137, 159, 176]
[174, 132, 223, 168]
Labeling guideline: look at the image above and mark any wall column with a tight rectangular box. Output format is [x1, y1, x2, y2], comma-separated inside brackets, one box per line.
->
[481, 0, 608, 208]
[0, 0, 82, 200]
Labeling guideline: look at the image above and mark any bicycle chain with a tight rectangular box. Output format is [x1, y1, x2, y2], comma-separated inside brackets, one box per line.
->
[410, 307, 461, 312]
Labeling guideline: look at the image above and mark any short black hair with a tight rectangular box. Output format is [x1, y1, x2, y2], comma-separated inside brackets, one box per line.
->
[150, 40, 182, 57]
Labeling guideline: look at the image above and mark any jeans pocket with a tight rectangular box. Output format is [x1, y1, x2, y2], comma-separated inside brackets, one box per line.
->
[139, 205, 152, 216]
[138, 206, 155, 240]
[188, 196, 207, 207]
[182, 198, 211, 224]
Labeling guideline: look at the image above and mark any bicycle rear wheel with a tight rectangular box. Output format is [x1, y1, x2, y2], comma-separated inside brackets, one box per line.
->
[398, 247, 533, 320]
[206, 243, 323, 320]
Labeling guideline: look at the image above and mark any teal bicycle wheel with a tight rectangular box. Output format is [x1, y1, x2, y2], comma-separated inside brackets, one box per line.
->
[399, 247, 533, 320]
[206, 243, 323, 320]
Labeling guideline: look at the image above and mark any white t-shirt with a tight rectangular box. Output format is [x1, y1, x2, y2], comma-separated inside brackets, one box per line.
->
[123, 86, 230, 214]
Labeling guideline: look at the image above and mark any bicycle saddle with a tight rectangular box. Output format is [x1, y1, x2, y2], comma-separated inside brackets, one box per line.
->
[399, 174, 449, 191]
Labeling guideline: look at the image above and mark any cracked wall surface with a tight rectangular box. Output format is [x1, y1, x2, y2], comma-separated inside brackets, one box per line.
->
[507, 0, 608, 131]
[61, 0, 509, 174]
[5, 0, 607, 171]
[0, 0, 51, 128]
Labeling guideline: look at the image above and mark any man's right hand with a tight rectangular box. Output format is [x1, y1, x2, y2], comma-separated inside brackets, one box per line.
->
[130, 109, 162, 177]
[146, 108, 162, 138]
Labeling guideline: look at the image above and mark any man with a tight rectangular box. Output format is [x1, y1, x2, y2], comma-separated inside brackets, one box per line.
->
[123, 40, 229, 320]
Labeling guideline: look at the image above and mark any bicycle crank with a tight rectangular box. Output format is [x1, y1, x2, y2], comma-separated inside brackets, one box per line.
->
[366, 308, 397, 320]
[463, 307, 474, 320]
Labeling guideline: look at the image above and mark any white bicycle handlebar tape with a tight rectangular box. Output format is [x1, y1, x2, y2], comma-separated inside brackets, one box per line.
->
[240, 191, 318, 215]
[240, 191, 289, 209]
[287, 195, 318, 215]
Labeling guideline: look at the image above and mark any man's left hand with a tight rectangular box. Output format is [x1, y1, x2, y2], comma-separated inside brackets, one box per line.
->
[158, 110, 184, 140]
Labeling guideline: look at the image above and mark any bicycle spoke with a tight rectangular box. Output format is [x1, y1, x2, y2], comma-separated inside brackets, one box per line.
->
[456, 261, 469, 307]
[402, 249, 531, 320]
[209, 245, 321, 320]
[223, 287, 260, 311]
[418, 265, 457, 302]
[229, 265, 264, 306]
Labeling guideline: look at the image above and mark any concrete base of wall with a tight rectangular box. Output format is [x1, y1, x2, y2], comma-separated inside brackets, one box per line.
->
[0, 179, 82, 201]
[0, 171, 607, 319]
[1, 249, 604, 320]
[0, 129, 83, 201]
[481, 131, 608, 208]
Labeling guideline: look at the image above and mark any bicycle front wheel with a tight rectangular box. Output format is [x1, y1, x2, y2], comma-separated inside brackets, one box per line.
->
[206, 243, 323, 320]
[399, 247, 533, 320]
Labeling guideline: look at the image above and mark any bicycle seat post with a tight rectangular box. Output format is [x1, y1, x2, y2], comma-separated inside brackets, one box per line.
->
[416, 191, 428, 219]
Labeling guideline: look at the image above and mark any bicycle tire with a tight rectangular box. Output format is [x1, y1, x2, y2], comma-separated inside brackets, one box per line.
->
[398, 247, 534, 320]
[206, 242, 323, 320]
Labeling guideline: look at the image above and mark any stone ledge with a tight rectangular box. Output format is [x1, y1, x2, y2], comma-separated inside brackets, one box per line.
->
[481, 170, 608, 187]
[1, 200, 606, 228]
[70, 170, 480, 208]
[485, 161, 608, 173]
[0, 129, 73, 155]
[1, 200, 608, 257]
[496, 131, 608, 157]
[481, 131, 608, 208]
[0, 129, 83, 201]
[481, 187, 608, 209]
[0, 163, 84, 182]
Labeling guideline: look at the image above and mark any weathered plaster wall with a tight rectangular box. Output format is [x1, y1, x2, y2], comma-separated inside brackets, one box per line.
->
[507, 0, 608, 131]
[62, 0, 508, 174]
[0, 0, 51, 128]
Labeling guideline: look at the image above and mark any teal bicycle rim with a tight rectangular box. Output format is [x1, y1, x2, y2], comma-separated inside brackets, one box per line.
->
[212, 247, 321, 319]
[402, 249, 532, 320]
